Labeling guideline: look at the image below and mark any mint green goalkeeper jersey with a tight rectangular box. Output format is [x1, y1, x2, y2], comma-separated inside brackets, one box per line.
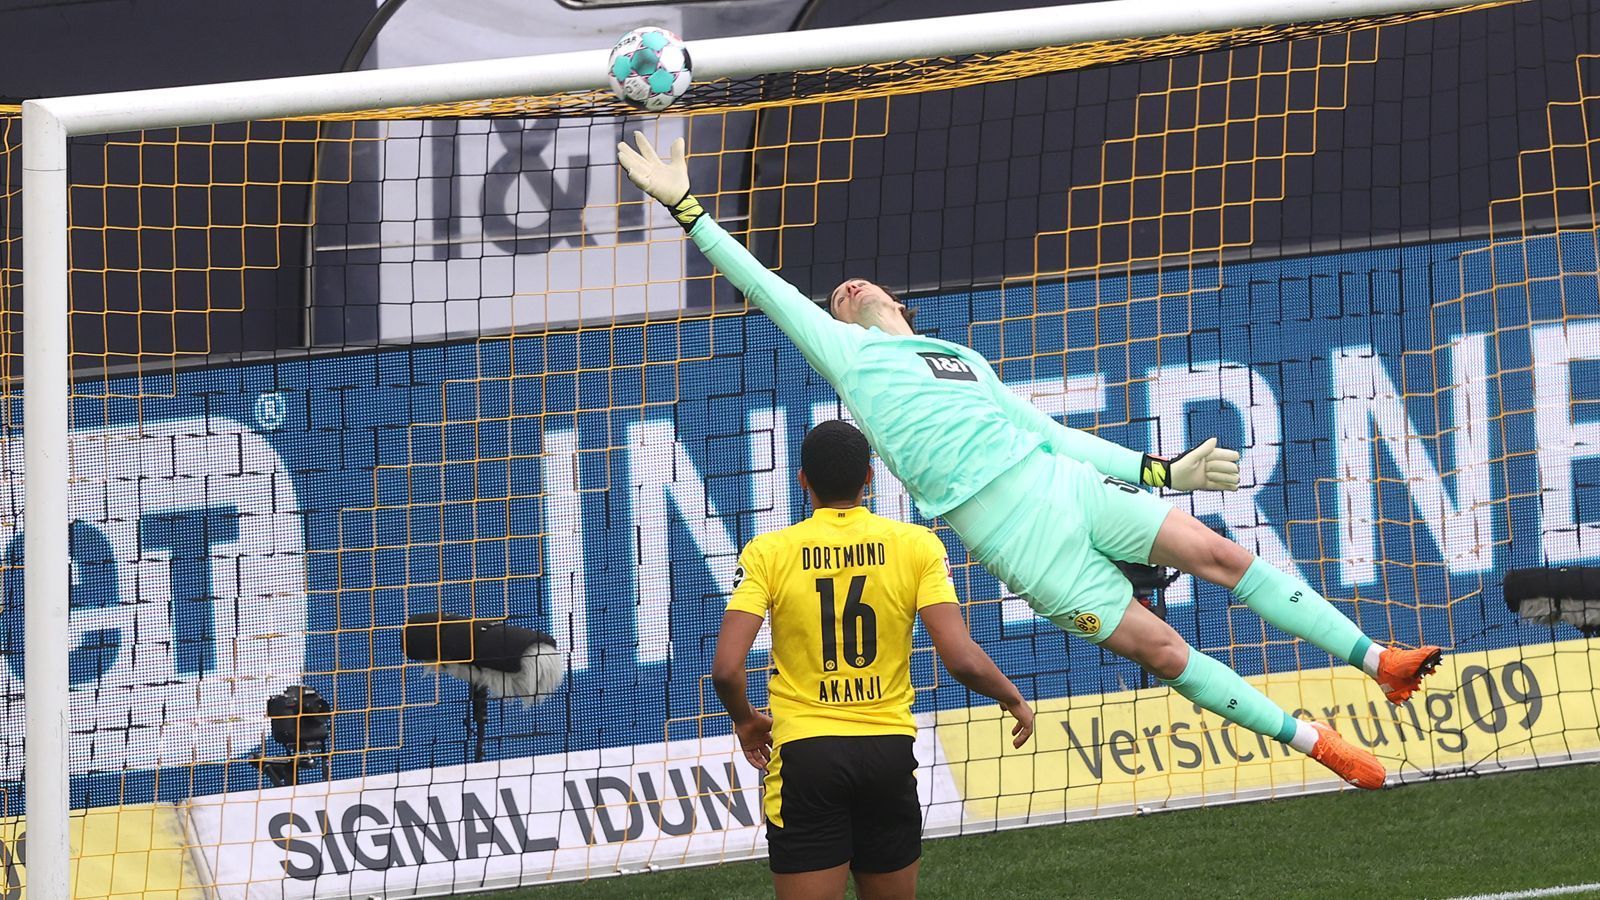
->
[689, 216, 1144, 517]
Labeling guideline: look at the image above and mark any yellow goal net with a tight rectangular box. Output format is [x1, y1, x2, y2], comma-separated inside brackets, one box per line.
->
[7, 1, 1600, 895]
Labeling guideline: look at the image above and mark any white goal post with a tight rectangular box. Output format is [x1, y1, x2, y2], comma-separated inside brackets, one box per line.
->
[19, 0, 1471, 892]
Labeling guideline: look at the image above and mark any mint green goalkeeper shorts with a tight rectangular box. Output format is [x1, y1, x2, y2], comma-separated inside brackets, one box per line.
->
[944, 447, 1174, 643]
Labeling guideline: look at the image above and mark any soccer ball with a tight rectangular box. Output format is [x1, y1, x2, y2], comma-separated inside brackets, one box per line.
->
[607, 27, 692, 112]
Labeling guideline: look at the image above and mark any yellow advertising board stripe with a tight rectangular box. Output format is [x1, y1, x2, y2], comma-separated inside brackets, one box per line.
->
[935, 637, 1600, 823]
[0, 803, 202, 899]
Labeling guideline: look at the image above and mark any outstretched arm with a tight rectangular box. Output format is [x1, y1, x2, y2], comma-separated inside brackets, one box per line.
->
[617, 132, 861, 381]
[994, 383, 1145, 483]
[995, 382, 1241, 491]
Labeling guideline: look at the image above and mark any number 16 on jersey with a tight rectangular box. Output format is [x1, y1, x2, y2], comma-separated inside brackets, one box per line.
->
[817, 575, 877, 671]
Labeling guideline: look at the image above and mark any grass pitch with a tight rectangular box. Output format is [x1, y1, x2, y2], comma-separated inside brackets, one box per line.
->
[476, 762, 1599, 899]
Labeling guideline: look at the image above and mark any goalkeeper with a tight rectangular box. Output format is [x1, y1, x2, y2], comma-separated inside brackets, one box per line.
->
[620, 133, 1440, 789]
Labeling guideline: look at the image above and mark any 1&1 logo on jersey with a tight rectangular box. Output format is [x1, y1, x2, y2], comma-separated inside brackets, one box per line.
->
[918, 352, 978, 381]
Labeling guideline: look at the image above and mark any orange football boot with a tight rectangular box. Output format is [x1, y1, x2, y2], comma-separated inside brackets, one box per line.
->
[1307, 722, 1386, 790]
[1375, 645, 1443, 704]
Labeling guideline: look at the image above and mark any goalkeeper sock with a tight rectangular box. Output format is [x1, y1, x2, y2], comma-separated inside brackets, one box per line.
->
[1232, 557, 1374, 671]
[1287, 718, 1320, 753]
[1161, 647, 1301, 744]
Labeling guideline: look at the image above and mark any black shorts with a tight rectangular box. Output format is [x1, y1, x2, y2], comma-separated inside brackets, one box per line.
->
[763, 734, 921, 875]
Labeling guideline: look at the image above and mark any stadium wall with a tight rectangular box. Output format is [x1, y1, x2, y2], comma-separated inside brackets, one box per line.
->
[5, 226, 1600, 893]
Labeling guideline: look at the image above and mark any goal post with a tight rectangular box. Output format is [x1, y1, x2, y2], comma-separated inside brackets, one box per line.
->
[14, 0, 1563, 894]
[19, 95, 71, 900]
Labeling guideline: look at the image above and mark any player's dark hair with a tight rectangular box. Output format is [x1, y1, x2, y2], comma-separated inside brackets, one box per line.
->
[801, 420, 871, 504]
[822, 277, 917, 328]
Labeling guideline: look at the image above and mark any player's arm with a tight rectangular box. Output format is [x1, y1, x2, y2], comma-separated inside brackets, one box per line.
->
[712, 542, 775, 770]
[920, 604, 1034, 748]
[915, 532, 1035, 747]
[711, 610, 772, 770]
[992, 379, 1241, 491]
[617, 133, 859, 380]
[992, 380, 1144, 481]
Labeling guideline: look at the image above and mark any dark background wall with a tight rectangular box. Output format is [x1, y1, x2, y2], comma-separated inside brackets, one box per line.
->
[1, 0, 376, 365]
[755, 0, 1600, 298]
[0, 0, 373, 100]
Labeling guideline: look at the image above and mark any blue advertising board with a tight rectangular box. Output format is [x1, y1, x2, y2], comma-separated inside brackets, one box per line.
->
[5, 229, 1598, 812]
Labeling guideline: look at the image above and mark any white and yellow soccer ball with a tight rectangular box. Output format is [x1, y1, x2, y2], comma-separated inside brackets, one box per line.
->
[607, 27, 693, 112]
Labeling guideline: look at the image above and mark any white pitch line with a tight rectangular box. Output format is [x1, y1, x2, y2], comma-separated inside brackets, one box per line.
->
[1445, 883, 1600, 900]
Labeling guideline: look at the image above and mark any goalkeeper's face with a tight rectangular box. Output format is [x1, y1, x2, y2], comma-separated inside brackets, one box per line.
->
[828, 279, 914, 331]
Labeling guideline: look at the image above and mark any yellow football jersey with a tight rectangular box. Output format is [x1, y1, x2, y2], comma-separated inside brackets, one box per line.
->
[727, 505, 957, 746]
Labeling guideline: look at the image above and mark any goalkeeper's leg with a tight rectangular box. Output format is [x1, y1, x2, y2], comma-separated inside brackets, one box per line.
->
[947, 454, 1388, 784]
[951, 448, 1440, 703]
[1097, 600, 1385, 790]
[1145, 507, 1442, 705]
[945, 454, 1389, 789]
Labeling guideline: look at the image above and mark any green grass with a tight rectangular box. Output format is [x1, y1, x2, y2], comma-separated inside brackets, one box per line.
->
[473, 763, 1600, 899]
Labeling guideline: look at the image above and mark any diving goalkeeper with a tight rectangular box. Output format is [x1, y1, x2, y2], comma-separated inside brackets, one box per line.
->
[620, 133, 1440, 789]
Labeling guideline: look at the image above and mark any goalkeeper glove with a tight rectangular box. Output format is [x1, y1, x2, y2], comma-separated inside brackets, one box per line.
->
[1140, 438, 1241, 491]
[616, 131, 705, 230]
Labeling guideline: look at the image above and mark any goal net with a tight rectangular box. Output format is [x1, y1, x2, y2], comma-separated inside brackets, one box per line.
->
[9, 0, 1600, 895]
